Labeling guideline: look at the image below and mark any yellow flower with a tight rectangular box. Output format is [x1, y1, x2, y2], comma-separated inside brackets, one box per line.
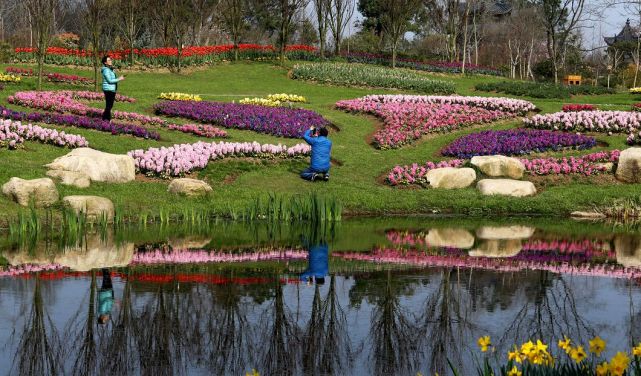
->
[508, 346, 523, 363]
[633, 342, 641, 357]
[477, 336, 491, 352]
[630, 87, 641, 94]
[520, 340, 535, 356]
[558, 336, 572, 353]
[570, 346, 587, 363]
[596, 361, 609, 376]
[589, 336, 606, 356]
[245, 369, 259, 376]
[609, 352, 630, 376]
[507, 366, 522, 376]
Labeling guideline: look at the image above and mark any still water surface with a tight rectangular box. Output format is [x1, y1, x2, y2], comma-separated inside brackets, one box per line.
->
[0, 218, 640, 375]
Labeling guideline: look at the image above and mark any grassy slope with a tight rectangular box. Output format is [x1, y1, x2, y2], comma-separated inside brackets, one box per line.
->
[0, 61, 639, 223]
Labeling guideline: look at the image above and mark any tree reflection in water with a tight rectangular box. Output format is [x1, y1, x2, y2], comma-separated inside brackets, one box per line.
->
[64, 271, 98, 376]
[12, 276, 63, 376]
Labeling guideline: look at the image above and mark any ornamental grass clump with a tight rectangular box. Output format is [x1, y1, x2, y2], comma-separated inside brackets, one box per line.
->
[292, 63, 456, 94]
[0, 119, 88, 149]
[336, 95, 535, 149]
[441, 129, 597, 158]
[154, 100, 329, 138]
[524, 111, 641, 141]
[128, 140, 310, 177]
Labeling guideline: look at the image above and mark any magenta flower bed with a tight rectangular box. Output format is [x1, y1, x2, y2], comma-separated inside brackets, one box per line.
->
[0, 105, 159, 139]
[167, 123, 227, 138]
[131, 249, 308, 264]
[519, 150, 620, 176]
[154, 100, 329, 138]
[387, 159, 465, 185]
[0, 119, 88, 149]
[335, 94, 535, 148]
[562, 104, 596, 112]
[441, 129, 597, 158]
[128, 140, 310, 177]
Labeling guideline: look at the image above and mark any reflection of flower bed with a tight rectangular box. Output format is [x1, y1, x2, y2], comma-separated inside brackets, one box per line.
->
[155, 100, 329, 138]
[336, 95, 534, 149]
[334, 248, 641, 279]
[131, 249, 308, 264]
[1, 119, 88, 149]
[128, 141, 310, 177]
[441, 129, 597, 158]
[0, 263, 65, 277]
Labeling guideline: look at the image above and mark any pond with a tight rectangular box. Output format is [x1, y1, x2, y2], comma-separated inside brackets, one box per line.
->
[0, 217, 640, 375]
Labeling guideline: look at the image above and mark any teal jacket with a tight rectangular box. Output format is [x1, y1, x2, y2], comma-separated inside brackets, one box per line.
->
[101, 66, 120, 92]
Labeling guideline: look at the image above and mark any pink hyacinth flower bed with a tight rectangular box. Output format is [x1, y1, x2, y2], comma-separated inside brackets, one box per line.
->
[0, 263, 65, 277]
[387, 159, 465, 185]
[334, 248, 641, 280]
[335, 94, 535, 149]
[167, 123, 228, 138]
[128, 140, 310, 177]
[131, 248, 308, 265]
[0, 119, 88, 149]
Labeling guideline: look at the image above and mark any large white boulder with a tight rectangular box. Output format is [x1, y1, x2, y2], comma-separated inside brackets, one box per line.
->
[477, 179, 537, 197]
[55, 233, 134, 272]
[425, 167, 476, 189]
[2, 177, 59, 207]
[476, 226, 535, 240]
[614, 234, 641, 268]
[615, 147, 641, 183]
[63, 195, 115, 223]
[469, 239, 523, 258]
[425, 228, 475, 249]
[470, 155, 525, 179]
[46, 148, 135, 183]
[46, 169, 91, 188]
[168, 178, 213, 197]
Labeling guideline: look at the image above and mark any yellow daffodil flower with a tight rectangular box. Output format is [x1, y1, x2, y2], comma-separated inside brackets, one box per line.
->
[245, 369, 259, 376]
[632, 342, 641, 357]
[558, 336, 572, 353]
[477, 336, 491, 352]
[508, 346, 523, 363]
[507, 366, 522, 376]
[570, 346, 587, 363]
[158, 92, 202, 101]
[596, 361, 609, 376]
[520, 340, 535, 356]
[609, 352, 630, 376]
[589, 336, 606, 356]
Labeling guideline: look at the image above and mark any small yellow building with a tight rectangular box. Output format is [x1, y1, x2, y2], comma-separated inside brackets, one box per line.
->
[563, 75, 582, 85]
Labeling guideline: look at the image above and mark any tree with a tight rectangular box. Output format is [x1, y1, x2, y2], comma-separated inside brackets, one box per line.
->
[25, 0, 59, 90]
[328, 0, 355, 55]
[538, 0, 586, 83]
[311, 0, 330, 57]
[82, 0, 107, 91]
[115, 0, 147, 65]
[276, 0, 308, 64]
[379, 0, 421, 67]
[220, 0, 248, 61]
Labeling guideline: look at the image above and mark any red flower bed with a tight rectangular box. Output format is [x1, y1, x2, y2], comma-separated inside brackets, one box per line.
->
[562, 104, 596, 112]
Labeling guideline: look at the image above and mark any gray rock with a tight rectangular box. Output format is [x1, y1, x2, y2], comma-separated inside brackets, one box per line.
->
[46, 148, 135, 183]
[425, 167, 476, 189]
[63, 195, 115, 223]
[168, 178, 213, 197]
[46, 170, 91, 188]
[470, 155, 525, 179]
[2, 177, 59, 207]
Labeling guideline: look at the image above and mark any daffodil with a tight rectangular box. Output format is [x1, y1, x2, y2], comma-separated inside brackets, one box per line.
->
[589, 336, 606, 356]
[507, 366, 522, 376]
[558, 336, 571, 353]
[508, 346, 523, 363]
[609, 351, 630, 376]
[632, 342, 641, 357]
[596, 361, 609, 376]
[245, 369, 259, 376]
[570, 346, 587, 363]
[477, 336, 491, 352]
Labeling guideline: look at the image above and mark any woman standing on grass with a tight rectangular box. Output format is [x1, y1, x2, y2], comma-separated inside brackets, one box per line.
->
[101, 55, 124, 121]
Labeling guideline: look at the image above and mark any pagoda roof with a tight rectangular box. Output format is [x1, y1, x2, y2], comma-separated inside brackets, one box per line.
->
[458, 0, 512, 16]
[605, 19, 639, 45]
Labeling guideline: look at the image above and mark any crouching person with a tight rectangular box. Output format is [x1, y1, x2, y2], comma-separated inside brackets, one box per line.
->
[300, 126, 332, 182]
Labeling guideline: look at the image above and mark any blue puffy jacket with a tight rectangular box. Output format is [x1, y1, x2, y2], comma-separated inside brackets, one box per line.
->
[101, 66, 120, 92]
[303, 129, 332, 172]
[300, 243, 329, 280]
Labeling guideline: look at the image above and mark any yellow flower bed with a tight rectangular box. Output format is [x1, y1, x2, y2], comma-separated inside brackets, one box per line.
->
[266, 93, 306, 103]
[629, 87, 641, 94]
[158, 92, 202, 101]
[0, 73, 21, 83]
[238, 97, 281, 107]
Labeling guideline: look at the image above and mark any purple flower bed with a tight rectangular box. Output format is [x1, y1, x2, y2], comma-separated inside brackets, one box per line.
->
[0, 105, 159, 140]
[154, 100, 329, 138]
[441, 129, 597, 158]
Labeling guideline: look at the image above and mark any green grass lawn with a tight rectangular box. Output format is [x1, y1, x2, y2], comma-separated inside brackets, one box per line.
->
[0, 61, 639, 225]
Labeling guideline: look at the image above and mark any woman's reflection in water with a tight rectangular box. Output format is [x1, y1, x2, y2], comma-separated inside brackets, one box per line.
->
[98, 268, 115, 325]
[300, 239, 329, 285]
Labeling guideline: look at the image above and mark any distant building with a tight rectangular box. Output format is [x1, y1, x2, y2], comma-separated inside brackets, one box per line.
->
[459, 0, 513, 21]
[604, 19, 639, 47]
[604, 19, 640, 64]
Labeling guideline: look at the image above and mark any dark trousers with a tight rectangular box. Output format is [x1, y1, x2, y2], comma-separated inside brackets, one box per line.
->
[300, 167, 328, 181]
[102, 91, 116, 121]
[101, 268, 113, 290]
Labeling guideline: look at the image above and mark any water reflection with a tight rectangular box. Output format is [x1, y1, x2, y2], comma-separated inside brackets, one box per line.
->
[1, 219, 641, 374]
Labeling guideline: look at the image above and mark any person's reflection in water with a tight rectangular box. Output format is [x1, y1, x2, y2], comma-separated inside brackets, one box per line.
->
[300, 239, 329, 285]
[98, 268, 115, 325]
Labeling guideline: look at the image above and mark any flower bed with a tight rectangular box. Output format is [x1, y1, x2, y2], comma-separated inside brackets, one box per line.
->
[239, 93, 307, 107]
[6, 67, 33, 76]
[167, 123, 227, 138]
[45, 72, 93, 85]
[0, 119, 88, 149]
[14, 44, 317, 67]
[128, 140, 310, 177]
[563, 104, 596, 112]
[0, 105, 159, 139]
[292, 63, 456, 94]
[154, 100, 329, 138]
[476, 81, 615, 98]
[159, 92, 202, 101]
[521, 150, 620, 176]
[0, 73, 20, 83]
[629, 87, 641, 94]
[336, 95, 534, 148]
[441, 129, 597, 158]
[343, 51, 503, 76]
[523, 111, 641, 140]
[387, 160, 465, 185]
[131, 248, 307, 264]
